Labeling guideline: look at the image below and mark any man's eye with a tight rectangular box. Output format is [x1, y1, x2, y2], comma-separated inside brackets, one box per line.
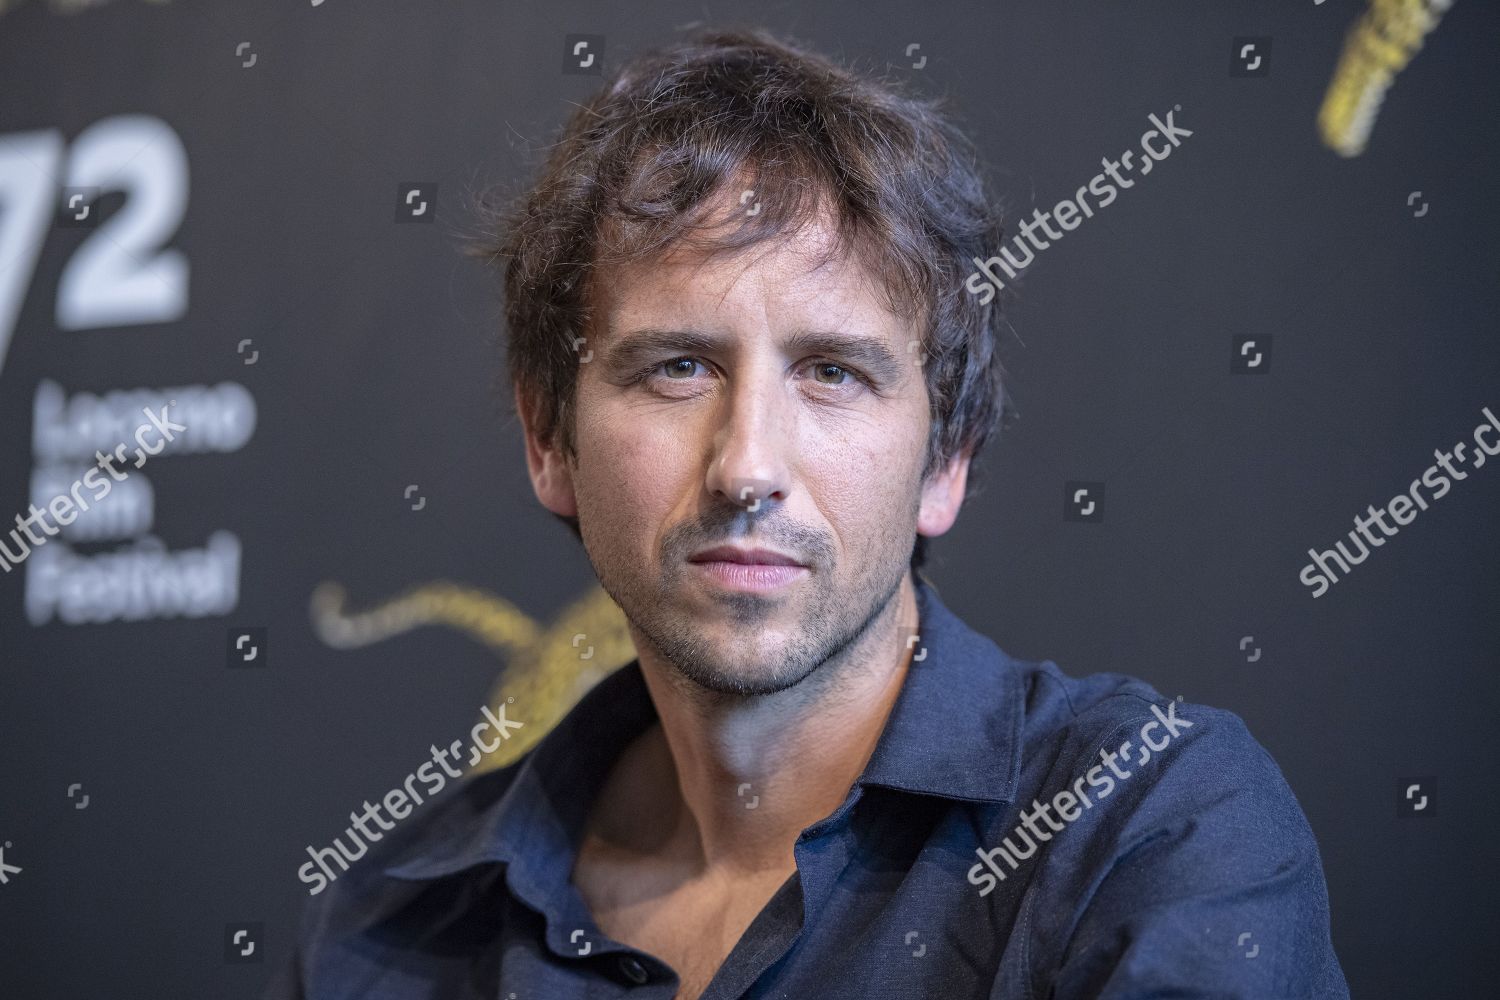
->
[631, 358, 866, 389]
[662, 358, 703, 379]
[630, 358, 706, 383]
[808, 362, 857, 386]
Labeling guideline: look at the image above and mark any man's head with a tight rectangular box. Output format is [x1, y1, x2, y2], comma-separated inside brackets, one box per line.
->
[468, 27, 1008, 694]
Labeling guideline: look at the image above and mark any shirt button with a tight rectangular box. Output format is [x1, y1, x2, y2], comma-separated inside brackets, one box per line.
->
[617, 955, 650, 984]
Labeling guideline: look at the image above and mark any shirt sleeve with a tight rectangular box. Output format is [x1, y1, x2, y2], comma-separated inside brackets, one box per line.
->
[1044, 704, 1350, 1000]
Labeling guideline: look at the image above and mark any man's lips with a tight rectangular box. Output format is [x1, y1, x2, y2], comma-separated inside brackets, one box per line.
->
[688, 546, 809, 593]
[687, 545, 807, 567]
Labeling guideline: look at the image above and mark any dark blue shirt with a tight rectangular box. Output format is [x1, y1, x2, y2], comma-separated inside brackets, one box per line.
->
[267, 573, 1349, 999]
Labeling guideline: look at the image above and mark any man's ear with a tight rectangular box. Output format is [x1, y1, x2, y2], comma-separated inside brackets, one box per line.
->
[515, 384, 579, 519]
[916, 447, 971, 540]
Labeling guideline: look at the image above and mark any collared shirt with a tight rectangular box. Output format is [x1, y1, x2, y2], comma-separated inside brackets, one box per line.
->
[266, 572, 1349, 999]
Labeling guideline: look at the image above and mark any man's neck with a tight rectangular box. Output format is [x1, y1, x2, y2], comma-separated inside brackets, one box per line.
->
[595, 571, 921, 876]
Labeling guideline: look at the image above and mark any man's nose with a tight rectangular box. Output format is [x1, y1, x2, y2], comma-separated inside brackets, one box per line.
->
[705, 370, 792, 512]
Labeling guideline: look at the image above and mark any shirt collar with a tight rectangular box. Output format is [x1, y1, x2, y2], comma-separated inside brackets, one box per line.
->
[384, 571, 1023, 884]
[857, 572, 1024, 803]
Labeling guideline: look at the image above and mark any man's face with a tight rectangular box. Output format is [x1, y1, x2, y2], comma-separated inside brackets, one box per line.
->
[521, 199, 969, 696]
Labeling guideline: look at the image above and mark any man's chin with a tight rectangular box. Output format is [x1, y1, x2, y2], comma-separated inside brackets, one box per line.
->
[668, 655, 814, 697]
[642, 611, 818, 695]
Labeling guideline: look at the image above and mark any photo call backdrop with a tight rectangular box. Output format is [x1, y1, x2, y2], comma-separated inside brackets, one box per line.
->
[0, 1, 1496, 997]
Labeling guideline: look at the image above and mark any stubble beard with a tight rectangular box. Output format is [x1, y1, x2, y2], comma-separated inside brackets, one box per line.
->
[580, 511, 913, 699]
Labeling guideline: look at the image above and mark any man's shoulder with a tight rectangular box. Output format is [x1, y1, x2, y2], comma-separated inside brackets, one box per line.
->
[922, 580, 1183, 746]
[990, 650, 1320, 851]
[1004, 652, 1261, 761]
[295, 759, 532, 944]
[990, 659, 1345, 997]
[267, 760, 539, 999]
[922, 582, 1293, 813]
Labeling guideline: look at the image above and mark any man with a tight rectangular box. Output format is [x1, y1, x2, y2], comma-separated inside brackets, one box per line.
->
[269, 26, 1349, 999]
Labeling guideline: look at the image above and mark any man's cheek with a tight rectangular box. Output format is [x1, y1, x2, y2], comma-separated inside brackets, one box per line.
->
[819, 484, 890, 544]
[581, 452, 673, 536]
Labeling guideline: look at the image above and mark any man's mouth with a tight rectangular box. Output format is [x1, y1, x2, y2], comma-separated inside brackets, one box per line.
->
[688, 545, 806, 567]
[687, 545, 809, 592]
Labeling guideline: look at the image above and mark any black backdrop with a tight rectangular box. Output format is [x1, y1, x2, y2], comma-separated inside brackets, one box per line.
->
[1, 1, 1496, 997]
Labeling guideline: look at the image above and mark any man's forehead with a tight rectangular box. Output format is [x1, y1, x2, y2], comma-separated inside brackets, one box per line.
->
[591, 219, 900, 342]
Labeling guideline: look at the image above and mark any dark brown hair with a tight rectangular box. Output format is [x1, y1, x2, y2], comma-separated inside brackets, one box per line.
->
[464, 25, 1011, 570]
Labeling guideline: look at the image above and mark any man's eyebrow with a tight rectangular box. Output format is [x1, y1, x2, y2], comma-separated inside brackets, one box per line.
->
[604, 327, 907, 382]
[603, 328, 724, 371]
[784, 329, 906, 383]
